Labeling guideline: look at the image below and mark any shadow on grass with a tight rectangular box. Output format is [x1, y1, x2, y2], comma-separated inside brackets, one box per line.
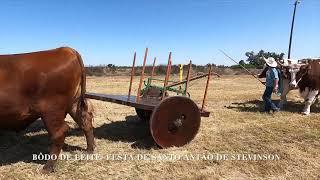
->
[67, 115, 157, 149]
[0, 131, 48, 166]
[92, 115, 157, 150]
[0, 115, 157, 166]
[24, 115, 157, 150]
[226, 99, 320, 113]
[0, 119, 84, 167]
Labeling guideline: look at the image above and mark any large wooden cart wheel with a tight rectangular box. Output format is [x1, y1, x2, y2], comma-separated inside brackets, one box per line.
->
[150, 96, 201, 148]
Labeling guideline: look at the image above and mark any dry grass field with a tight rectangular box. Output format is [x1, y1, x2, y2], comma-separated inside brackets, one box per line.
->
[0, 75, 319, 180]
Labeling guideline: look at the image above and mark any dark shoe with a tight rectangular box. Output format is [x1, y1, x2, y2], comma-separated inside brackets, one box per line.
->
[272, 108, 280, 113]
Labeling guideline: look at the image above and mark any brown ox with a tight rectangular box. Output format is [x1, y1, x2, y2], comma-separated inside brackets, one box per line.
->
[278, 59, 320, 114]
[0, 47, 95, 172]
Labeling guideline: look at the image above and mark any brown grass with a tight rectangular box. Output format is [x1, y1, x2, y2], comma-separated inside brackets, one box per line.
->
[0, 75, 319, 180]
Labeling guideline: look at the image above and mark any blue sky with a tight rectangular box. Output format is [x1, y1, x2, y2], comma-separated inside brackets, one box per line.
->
[0, 0, 319, 66]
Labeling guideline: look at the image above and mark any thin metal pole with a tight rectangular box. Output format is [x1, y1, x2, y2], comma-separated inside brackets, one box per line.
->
[162, 52, 172, 99]
[185, 60, 192, 95]
[137, 48, 148, 102]
[201, 65, 212, 112]
[167, 70, 217, 88]
[288, 0, 300, 59]
[128, 51, 136, 99]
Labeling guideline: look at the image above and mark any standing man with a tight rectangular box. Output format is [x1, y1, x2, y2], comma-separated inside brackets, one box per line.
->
[260, 57, 280, 113]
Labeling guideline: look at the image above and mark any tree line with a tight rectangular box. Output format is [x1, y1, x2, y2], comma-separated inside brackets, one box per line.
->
[85, 50, 285, 76]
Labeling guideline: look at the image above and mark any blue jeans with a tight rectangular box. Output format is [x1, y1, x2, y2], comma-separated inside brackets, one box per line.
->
[262, 86, 278, 112]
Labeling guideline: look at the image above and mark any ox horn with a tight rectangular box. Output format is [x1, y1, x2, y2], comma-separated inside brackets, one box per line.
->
[298, 63, 307, 67]
[279, 58, 293, 67]
[276, 59, 286, 67]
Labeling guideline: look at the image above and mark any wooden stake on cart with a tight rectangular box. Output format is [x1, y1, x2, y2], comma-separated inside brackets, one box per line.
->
[128, 52, 136, 100]
[201, 65, 212, 112]
[136, 48, 148, 102]
[150, 57, 157, 84]
[162, 52, 172, 99]
[185, 60, 192, 96]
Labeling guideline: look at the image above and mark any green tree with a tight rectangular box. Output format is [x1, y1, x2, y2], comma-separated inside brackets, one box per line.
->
[245, 50, 284, 69]
[239, 60, 246, 66]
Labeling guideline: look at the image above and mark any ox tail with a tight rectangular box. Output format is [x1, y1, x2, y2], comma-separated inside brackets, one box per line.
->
[74, 49, 88, 121]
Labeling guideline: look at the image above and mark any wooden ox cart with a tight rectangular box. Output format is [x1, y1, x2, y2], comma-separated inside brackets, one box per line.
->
[85, 48, 217, 148]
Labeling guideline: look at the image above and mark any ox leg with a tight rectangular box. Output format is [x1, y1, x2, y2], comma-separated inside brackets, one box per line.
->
[41, 112, 69, 173]
[278, 94, 287, 109]
[302, 90, 319, 115]
[69, 100, 95, 153]
[278, 79, 290, 109]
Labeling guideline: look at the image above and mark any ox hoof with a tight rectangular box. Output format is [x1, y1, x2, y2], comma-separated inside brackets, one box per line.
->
[301, 111, 310, 115]
[41, 164, 54, 174]
[86, 148, 95, 154]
